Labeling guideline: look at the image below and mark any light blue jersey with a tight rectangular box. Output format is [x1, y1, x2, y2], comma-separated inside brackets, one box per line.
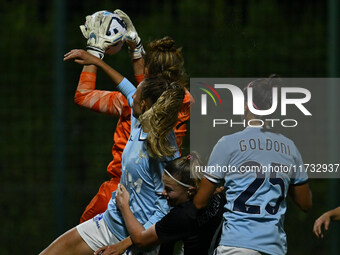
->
[205, 127, 308, 255]
[103, 78, 179, 240]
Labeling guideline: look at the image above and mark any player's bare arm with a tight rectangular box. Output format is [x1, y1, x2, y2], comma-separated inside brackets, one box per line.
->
[115, 184, 159, 248]
[64, 49, 124, 85]
[132, 58, 145, 77]
[94, 237, 133, 255]
[114, 9, 145, 77]
[288, 183, 312, 212]
[313, 206, 340, 238]
[81, 64, 97, 74]
[193, 177, 217, 210]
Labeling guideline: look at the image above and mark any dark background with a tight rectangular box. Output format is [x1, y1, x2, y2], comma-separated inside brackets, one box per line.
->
[1, 0, 339, 254]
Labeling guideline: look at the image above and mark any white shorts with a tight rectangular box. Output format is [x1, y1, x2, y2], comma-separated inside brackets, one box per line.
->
[76, 213, 120, 252]
[214, 246, 266, 255]
[76, 213, 160, 255]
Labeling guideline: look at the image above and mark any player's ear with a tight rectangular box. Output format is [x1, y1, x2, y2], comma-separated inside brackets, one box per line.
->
[141, 98, 152, 112]
[141, 98, 153, 112]
[144, 67, 149, 77]
[140, 99, 147, 112]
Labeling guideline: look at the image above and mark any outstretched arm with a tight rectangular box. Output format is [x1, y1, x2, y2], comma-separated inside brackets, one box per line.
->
[66, 52, 129, 115]
[115, 184, 159, 248]
[113, 9, 145, 84]
[65, 49, 136, 106]
[64, 49, 124, 85]
[132, 58, 145, 83]
[74, 69, 129, 116]
[313, 206, 340, 238]
[73, 11, 132, 115]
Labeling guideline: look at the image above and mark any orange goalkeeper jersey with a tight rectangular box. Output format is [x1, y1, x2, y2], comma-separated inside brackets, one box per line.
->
[74, 72, 193, 179]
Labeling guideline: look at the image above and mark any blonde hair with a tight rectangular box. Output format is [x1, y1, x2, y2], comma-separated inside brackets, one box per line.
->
[164, 151, 203, 192]
[144, 36, 187, 88]
[139, 76, 185, 158]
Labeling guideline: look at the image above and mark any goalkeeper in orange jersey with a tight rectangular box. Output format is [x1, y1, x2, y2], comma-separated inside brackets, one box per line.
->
[76, 10, 193, 223]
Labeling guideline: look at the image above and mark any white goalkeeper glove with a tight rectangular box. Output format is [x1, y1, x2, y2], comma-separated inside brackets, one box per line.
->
[80, 13, 123, 59]
[114, 9, 145, 59]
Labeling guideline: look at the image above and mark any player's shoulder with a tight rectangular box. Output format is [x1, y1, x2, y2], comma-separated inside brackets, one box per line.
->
[172, 201, 197, 220]
[219, 128, 251, 143]
[212, 130, 245, 153]
[264, 129, 297, 147]
[262, 129, 302, 157]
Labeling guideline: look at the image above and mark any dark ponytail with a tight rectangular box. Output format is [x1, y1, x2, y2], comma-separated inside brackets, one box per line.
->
[245, 74, 281, 132]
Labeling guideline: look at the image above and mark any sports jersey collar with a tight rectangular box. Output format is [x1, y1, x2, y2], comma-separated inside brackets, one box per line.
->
[139, 128, 148, 140]
[245, 126, 262, 130]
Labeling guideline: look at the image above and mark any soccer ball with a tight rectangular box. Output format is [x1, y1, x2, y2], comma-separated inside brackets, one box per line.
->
[88, 10, 127, 55]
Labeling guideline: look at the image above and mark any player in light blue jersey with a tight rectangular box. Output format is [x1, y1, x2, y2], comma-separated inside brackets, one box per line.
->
[102, 75, 182, 241]
[194, 77, 312, 255]
[40, 48, 184, 255]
